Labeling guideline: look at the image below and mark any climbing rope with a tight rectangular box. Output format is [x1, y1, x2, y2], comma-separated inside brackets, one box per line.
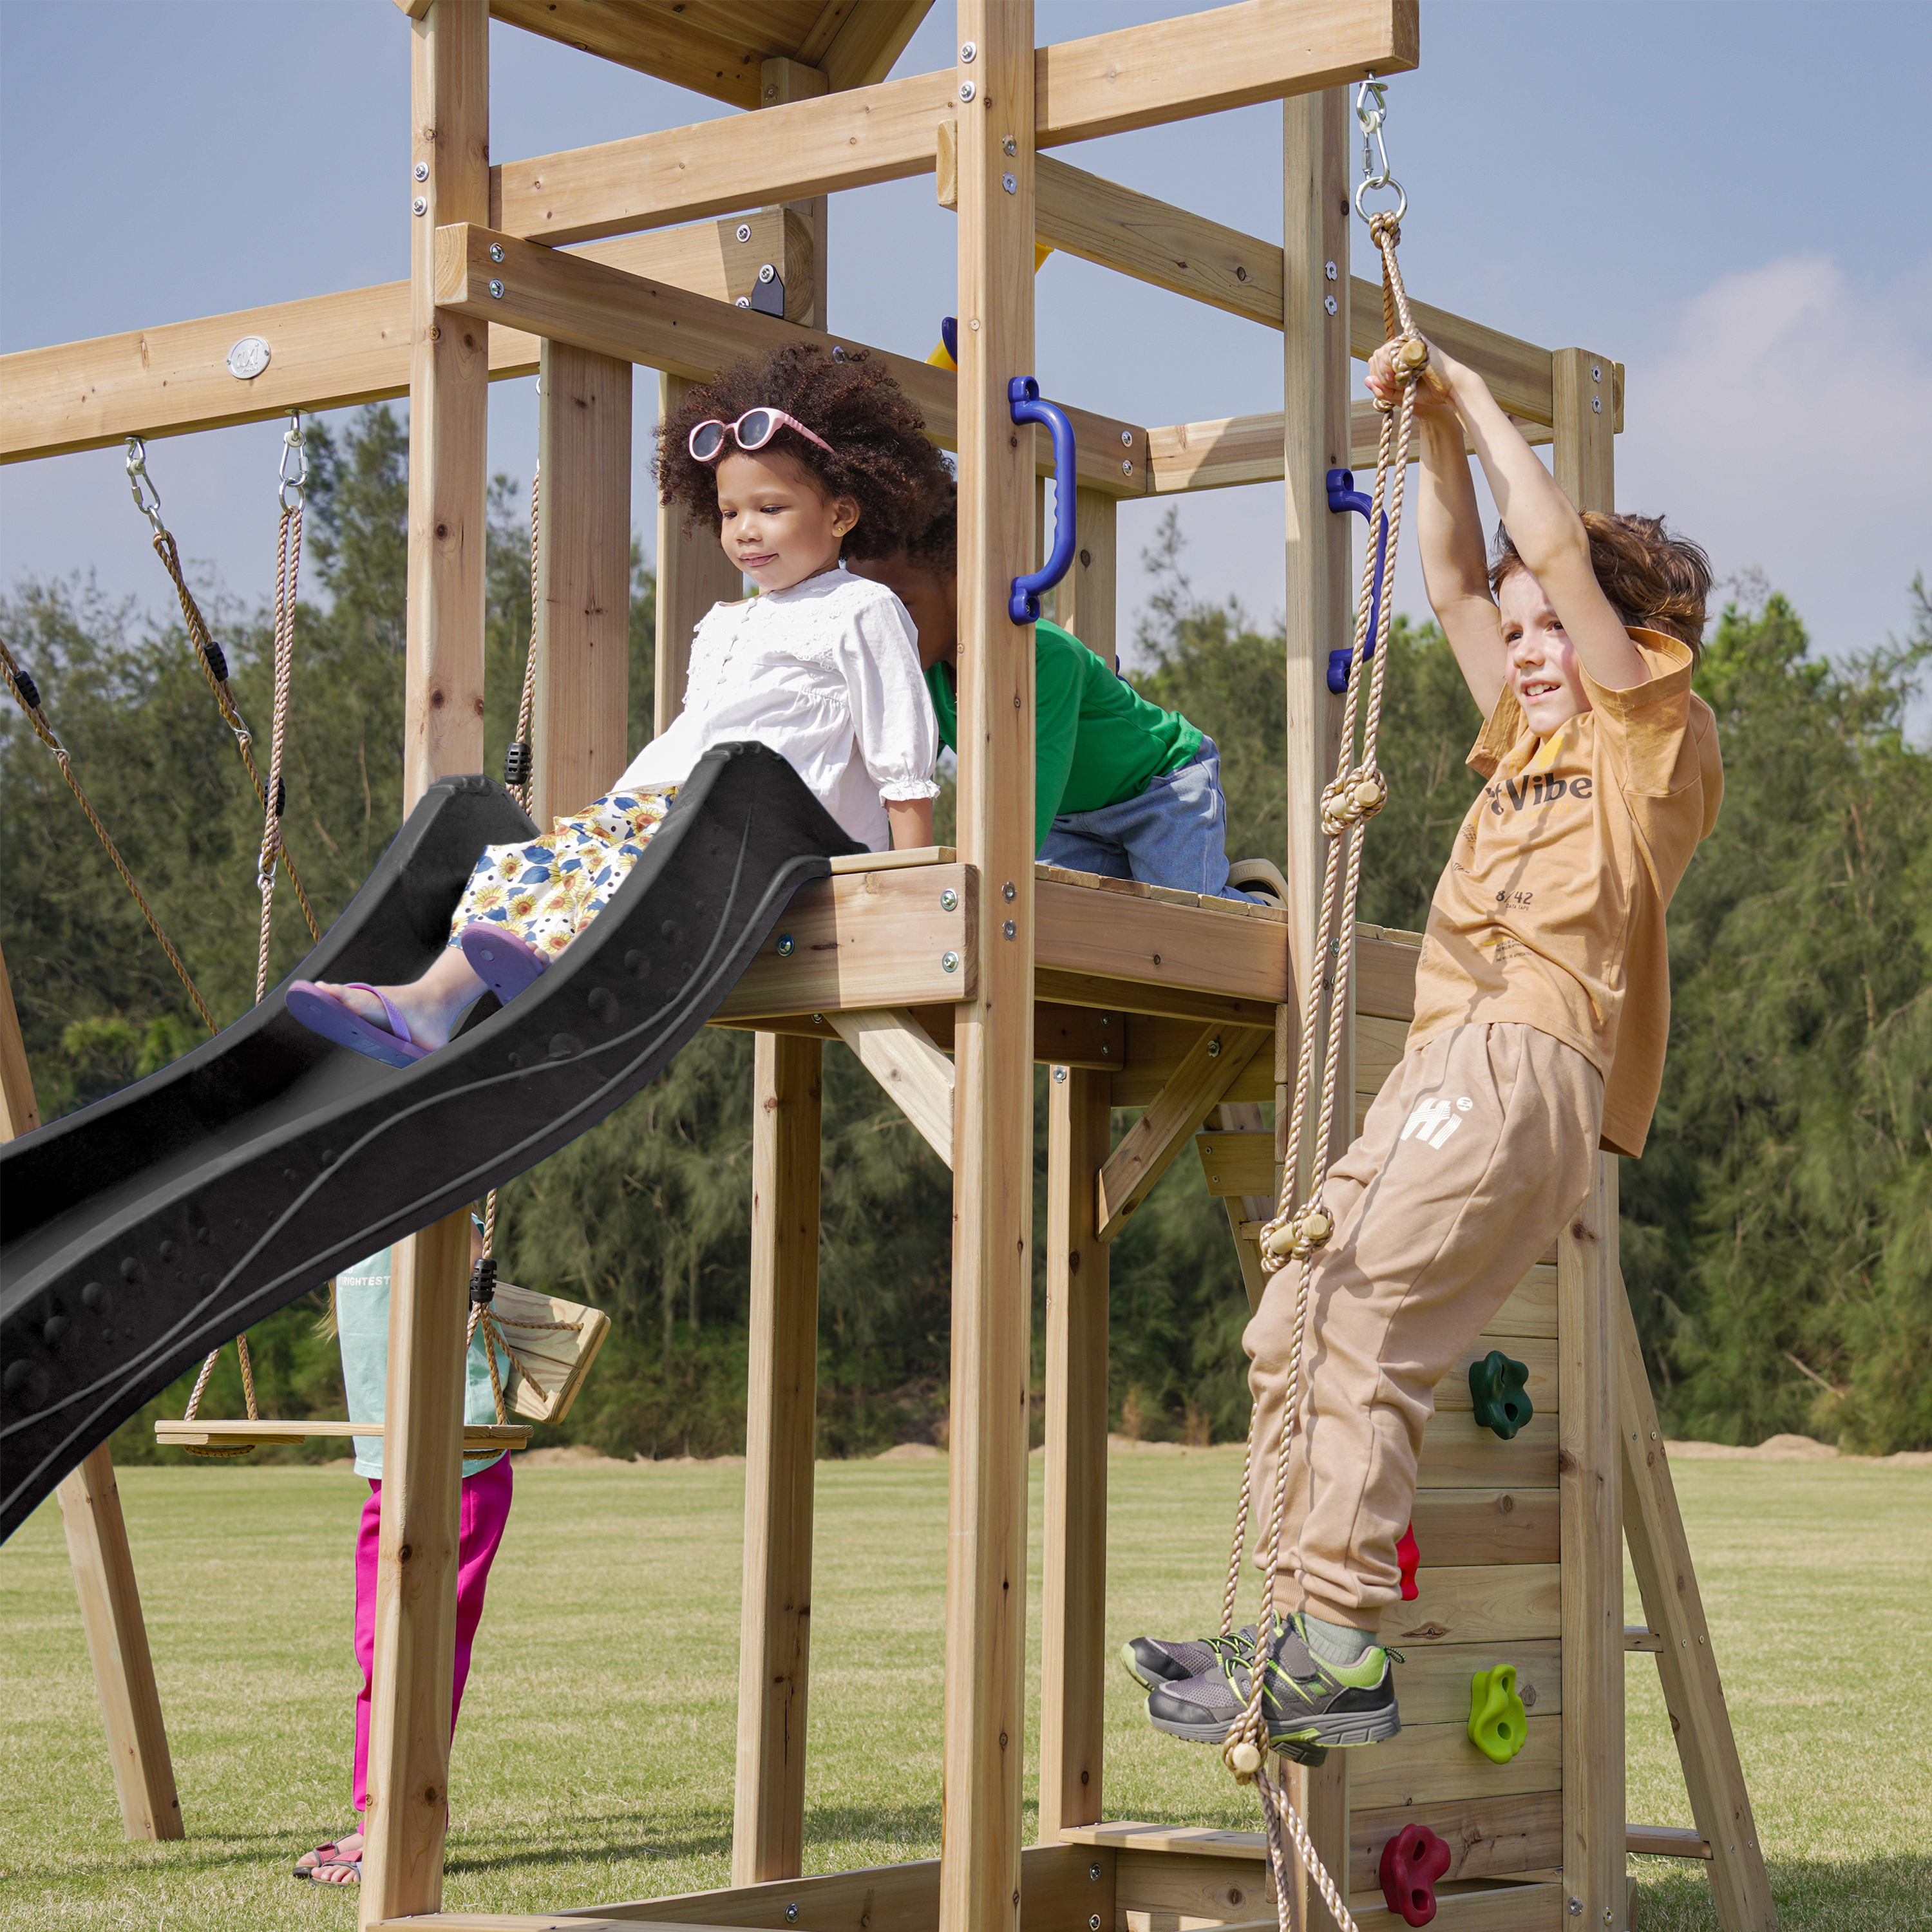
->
[1217, 77, 1432, 1932]
[126, 435, 321, 948]
[254, 414, 306, 1003]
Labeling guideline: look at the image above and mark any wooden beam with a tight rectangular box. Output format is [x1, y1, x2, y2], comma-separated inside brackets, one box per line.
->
[1553, 348, 1618, 516]
[532, 340, 631, 823]
[0, 210, 807, 464]
[437, 221, 1150, 497]
[761, 59, 831, 330]
[732, 1032, 824, 1884]
[491, 0, 1418, 244]
[1095, 1026, 1267, 1242]
[941, 5, 1037, 1923]
[710, 865, 974, 1021]
[825, 1008, 956, 1166]
[0, 939, 41, 1141]
[815, 0, 937, 93]
[1035, 878, 1289, 1005]
[1038, 1064, 1112, 1839]
[1054, 488, 1117, 665]
[1625, 1824, 1715, 1861]
[362, 7, 488, 1924]
[654, 375, 746, 735]
[1559, 1155, 1625, 1932]
[1616, 1281, 1776, 1928]
[488, 0, 764, 108]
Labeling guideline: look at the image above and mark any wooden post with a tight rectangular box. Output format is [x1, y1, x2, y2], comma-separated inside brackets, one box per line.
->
[361, 4, 488, 1924]
[1038, 1065, 1111, 1839]
[942, 3, 1036, 1927]
[731, 1034, 824, 1884]
[1560, 1155, 1626, 1931]
[3, 944, 183, 1844]
[533, 339, 632, 823]
[1280, 85, 1354, 1926]
[1616, 1285, 1777, 1932]
[759, 58, 830, 329]
[1055, 488, 1117, 662]
[56, 1449, 184, 1841]
[653, 373, 743, 737]
[1553, 348, 1616, 517]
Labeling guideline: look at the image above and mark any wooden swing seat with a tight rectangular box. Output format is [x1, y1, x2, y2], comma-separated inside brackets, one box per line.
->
[154, 1419, 529, 1452]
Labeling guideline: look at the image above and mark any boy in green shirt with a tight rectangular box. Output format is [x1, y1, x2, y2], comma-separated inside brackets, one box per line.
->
[849, 504, 1255, 900]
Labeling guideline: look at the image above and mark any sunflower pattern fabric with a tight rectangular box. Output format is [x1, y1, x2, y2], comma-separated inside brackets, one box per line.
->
[445, 789, 676, 959]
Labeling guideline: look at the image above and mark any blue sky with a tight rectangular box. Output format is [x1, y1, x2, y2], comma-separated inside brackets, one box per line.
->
[3, 1, 1927, 703]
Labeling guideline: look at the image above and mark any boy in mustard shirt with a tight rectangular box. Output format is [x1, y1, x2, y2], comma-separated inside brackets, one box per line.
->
[1125, 339, 1721, 1757]
[849, 502, 1255, 900]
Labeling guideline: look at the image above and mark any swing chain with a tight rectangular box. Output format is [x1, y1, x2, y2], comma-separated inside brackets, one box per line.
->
[1353, 73, 1406, 224]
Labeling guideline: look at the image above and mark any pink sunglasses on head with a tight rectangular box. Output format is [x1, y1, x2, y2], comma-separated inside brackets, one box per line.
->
[688, 407, 835, 463]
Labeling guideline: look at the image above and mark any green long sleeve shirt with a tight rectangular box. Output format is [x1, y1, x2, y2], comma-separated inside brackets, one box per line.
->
[924, 620, 1202, 851]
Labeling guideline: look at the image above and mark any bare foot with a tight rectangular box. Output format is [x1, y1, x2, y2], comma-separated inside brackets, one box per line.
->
[313, 948, 486, 1054]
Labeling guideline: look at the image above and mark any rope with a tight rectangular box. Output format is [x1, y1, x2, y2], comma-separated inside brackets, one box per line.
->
[1, 639, 219, 1036]
[254, 498, 302, 1001]
[1213, 207, 1427, 1932]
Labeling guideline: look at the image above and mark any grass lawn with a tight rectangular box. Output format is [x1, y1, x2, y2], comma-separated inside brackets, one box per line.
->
[1, 1448, 1924, 1929]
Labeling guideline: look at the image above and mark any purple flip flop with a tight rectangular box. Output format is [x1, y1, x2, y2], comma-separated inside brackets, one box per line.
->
[459, 924, 549, 1005]
[286, 981, 431, 1068]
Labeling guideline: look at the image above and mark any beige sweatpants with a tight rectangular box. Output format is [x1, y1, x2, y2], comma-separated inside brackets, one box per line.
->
[1243, 1021, 1603, 1629]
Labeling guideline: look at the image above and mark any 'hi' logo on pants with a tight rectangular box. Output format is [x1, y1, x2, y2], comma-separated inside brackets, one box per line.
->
[1400, 1095, 1473, 1149]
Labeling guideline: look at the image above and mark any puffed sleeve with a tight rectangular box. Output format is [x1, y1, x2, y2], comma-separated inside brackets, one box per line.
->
[835, 585, 942, 803]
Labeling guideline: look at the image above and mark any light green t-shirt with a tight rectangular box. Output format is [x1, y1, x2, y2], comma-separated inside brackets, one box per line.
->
[924, 619, 1203, 851]
[336, 1247, 515, 1479]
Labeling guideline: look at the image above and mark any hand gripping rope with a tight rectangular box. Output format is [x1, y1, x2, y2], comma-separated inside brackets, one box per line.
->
[1215, 77, 1430, 1932]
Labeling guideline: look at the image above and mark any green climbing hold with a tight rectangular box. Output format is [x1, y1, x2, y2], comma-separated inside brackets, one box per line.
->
[1468, 1348, 1533, 1439]
[1468, 1663, 1529, 1764]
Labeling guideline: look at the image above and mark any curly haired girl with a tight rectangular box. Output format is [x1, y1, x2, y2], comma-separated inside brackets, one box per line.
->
[290, 343, 951, 1065]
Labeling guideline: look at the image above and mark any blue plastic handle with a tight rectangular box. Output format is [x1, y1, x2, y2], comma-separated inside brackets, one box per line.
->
[1325, 466, 1390, 694]
[1009, 377, 1079, 624]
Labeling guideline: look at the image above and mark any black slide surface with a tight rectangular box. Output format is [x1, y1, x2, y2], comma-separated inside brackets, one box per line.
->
[1, 743, 863, 1539]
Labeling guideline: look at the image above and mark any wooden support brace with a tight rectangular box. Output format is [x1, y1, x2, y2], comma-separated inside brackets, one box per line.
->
[1095, 1027, 1267, 1242]
[2, 940, 183, 1843]
[825, 1008, 956, 1166]
[1616, 1278, 1776, 1929]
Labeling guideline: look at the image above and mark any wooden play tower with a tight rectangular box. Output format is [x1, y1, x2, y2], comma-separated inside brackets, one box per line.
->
[0, 3, 1777, 1929]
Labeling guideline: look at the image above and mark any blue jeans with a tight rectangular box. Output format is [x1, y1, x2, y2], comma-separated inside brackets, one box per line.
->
[1039, 738, 1256, 902]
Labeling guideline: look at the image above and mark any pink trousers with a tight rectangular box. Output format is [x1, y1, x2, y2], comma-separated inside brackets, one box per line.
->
[352, 1454, 514, 1812]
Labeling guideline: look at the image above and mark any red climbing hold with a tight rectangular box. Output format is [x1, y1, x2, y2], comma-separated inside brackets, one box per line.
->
[1379, 1821, 1453, 1927]
[1397, 1520, 1421, 1601]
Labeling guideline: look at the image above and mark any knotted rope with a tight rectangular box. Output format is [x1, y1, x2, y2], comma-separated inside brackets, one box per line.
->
[1216, 205, 1429, 1932]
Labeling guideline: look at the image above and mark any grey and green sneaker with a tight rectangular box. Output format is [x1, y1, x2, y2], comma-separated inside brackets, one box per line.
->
[1119, 1625, 1256, 1690]
[1144, 1611, 1400, 1753]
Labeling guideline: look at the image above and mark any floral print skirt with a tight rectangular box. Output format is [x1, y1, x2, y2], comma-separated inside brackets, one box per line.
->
[446, 788, 676, 960]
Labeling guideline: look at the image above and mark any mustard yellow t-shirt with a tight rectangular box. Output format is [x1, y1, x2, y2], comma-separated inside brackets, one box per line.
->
[1406, 630, 1722, 1158]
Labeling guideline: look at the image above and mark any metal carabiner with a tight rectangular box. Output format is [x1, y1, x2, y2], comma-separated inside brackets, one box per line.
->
[279, 410, 307, 512]
[1352, 74, 1405, 224]
[126, 435, 167, 538]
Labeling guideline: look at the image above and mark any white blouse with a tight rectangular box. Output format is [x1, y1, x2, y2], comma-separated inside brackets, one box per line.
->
[616, 565, 939, 853]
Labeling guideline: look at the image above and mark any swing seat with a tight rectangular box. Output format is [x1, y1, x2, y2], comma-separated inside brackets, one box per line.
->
[153, 1419, 529, 1454]
[1, 742, 863, 1540]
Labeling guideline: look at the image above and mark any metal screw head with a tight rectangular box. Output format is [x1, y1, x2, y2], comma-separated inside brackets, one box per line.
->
[785, 1909, 799, 1926]
[413, 160, 430, 182]
[489, 242, 506, 263]
[1002, 880, 1016, 902]
[1002, 172, 1018, 195]
[959, 80, 976, 102]
[1054, 1066, 1068, 1083]
[811, 1013, 824, 1024]
[736, 297, 752, 308]
[1121, 459, 1134, 475]
[941, 951, 961, 973]
[1090, 1863, 1102, 1882]
[488, 279, 504, 299]
[758, 262, 776, 282]
[1003, 920, 1017, 940]
[1090, 1918, 1103, 1931]
[736, 222, 752, 243]
[412, 196, 428, 216]
[1325, 259, 1338, 279]
[1325, 294, 1339, 315]
[960, 39, 976, 61]
[940, 888, 959, 912]
[1591, 397, 1602, 414]
[1591, 363, 1602, 381]
[1120, 430, 1133, 448]
[1207, 1038, 1222, 1057]
[1003, 135, 1017, 156]
[1567, 1901, 1583, 1918]
[775, 934, 795, 957]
